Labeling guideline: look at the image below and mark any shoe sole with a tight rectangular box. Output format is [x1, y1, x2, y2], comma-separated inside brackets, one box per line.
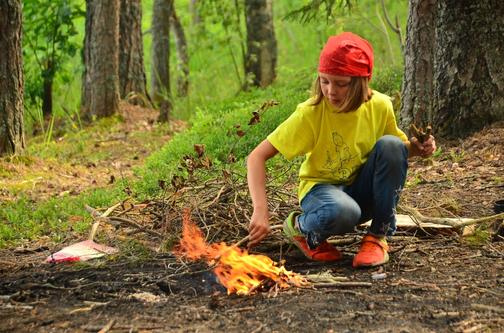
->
[352, 252, 389, 268]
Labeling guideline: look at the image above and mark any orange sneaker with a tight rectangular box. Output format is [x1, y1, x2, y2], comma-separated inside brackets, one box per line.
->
[352, 234, 389, 268]
[283, 212, 342, 262]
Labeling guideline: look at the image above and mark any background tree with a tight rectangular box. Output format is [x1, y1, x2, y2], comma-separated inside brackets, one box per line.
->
[399, 0, 436, 128]
[23, 0, 81, 120]
[244, 0, 277, 88]
[151, 0, 173, 122]
[400, 0, 504, 138]
[119, 0, 148, 105]
[171, 5, 189, 97]
[81, 0, 121, 120]
[0, 0, 25, 156]
[429, 1, 504, 138]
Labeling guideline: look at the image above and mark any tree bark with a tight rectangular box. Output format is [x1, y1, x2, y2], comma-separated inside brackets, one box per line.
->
[400, 0, 504, 139]
[81, 0, 121, 120]
[151, 0, 173, 122]
[399, 0, 436, 130]
[189, 0, 201, 26]
[119, 0, 148, 105]
[244, 0, 277, 88]
[432, 0, 504, 138]
[42, 75, 53, 119]
[0, 0, 25, 156]
[171, 6, 189, 97]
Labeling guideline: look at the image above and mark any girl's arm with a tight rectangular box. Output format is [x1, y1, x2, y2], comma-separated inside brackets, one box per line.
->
[246, 139, 279, 248]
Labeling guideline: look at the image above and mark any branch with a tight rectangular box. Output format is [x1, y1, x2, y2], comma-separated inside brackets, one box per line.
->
[380, 0, 404, 53]
[399, 205, 504, 229]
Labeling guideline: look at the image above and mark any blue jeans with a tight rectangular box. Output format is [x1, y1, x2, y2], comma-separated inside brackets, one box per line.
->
[298, 135, 408, 249]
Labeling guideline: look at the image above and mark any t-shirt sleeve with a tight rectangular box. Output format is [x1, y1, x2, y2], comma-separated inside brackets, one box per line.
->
[267, 106, 315, 160]
[383, 99, 408, 143]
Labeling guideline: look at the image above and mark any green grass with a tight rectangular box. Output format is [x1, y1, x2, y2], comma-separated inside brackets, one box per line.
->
[0, 187, 126, 248]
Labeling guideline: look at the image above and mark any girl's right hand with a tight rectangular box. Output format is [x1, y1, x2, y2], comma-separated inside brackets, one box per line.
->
[247, 209, 270, 249]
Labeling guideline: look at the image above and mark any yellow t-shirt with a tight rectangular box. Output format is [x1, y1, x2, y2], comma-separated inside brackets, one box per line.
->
[267, 91, 408, 202]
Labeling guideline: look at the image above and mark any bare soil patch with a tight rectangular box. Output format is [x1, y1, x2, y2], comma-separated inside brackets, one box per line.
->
[1, 123, 503, 333]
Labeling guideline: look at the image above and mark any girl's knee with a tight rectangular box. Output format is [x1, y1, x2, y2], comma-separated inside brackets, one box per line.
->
[304, 200, 361, 235]
[375, 135, 408, 161]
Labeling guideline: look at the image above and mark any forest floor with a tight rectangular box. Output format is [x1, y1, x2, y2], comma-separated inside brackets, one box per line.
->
[0, 106, 503, 333]
[0, 102, 186, 203]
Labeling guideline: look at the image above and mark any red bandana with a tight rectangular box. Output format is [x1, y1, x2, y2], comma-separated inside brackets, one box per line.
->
[318, 32, 374, 80]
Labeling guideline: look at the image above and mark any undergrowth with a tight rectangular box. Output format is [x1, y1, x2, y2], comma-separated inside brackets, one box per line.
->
[2, 0, 409, 247]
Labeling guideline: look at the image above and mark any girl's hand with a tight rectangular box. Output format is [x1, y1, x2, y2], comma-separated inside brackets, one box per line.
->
[410, 135, 437, 158]
[247, 209, 270, 249]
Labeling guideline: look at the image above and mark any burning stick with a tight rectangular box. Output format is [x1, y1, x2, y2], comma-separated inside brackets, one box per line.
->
[175, 209, 308, 295]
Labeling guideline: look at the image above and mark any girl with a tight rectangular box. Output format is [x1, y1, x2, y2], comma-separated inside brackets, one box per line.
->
[246, 32, 436, 267]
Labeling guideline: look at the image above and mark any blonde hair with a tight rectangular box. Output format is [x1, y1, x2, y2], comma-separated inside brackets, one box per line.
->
[310, 76, 372, 113]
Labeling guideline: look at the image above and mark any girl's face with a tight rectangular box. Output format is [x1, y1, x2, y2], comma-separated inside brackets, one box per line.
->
[319, 72, 351, 109]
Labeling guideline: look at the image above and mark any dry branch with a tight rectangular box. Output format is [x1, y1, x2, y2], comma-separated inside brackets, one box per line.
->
[98, 319, 116, 333]
[399, 205, 504, 228]
[312, 282, 372, 288]
[85, 204, 163, 238]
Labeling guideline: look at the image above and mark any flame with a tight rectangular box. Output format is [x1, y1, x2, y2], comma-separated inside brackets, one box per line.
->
[175, 209, 307, 295]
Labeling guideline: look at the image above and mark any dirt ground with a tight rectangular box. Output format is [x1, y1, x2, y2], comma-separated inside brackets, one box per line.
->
[1, 119, 503, 332]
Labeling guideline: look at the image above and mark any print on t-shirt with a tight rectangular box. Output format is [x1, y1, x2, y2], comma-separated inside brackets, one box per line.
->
[322, 131, 357, 182]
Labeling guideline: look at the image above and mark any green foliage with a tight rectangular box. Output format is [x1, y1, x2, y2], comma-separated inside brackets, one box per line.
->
[371, 65, 403, 95]
[448, 148, 466, 163]
[23, 0, 84, 129]
[135, 68, 312, 197]
[463, 228, 492, 247]
[432, 146, 443, 158]
[283, 0, 353, 23]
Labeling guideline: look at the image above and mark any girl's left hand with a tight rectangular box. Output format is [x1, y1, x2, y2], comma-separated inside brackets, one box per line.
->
[410, 135, 436, 158]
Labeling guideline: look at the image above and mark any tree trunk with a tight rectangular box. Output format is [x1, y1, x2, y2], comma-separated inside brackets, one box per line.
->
[400, 0, 504, 139]
[151, 0, 173, 123]
[432, 0, 504, 138]
[119, 0, 148, 105]
[0, 0, 25, 156]
[81, 0, 121, 120]
[244, 0, 277, 88]
[171, 6, 189, 97]
[189, 0, 201, 26]
[42, 75, 53, 119]
[399, 0, 436, 130]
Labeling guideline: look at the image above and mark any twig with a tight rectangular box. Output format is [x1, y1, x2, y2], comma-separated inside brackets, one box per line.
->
[312, 282, 372, 288]
[109, 216, 163, 238]
[233, 225, 284, 248]
[202, 184, 227, 208]
[85, 203, 121, 241]
[98, 319, 116, 333]
[327, 236, 360, 246]
[380, 0, 404, 52]
[471, 303, 504, 314]
[86, 203, 163, 238]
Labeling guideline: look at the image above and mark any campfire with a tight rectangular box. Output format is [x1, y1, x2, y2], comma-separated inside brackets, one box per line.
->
[175, 210, 308, 295]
